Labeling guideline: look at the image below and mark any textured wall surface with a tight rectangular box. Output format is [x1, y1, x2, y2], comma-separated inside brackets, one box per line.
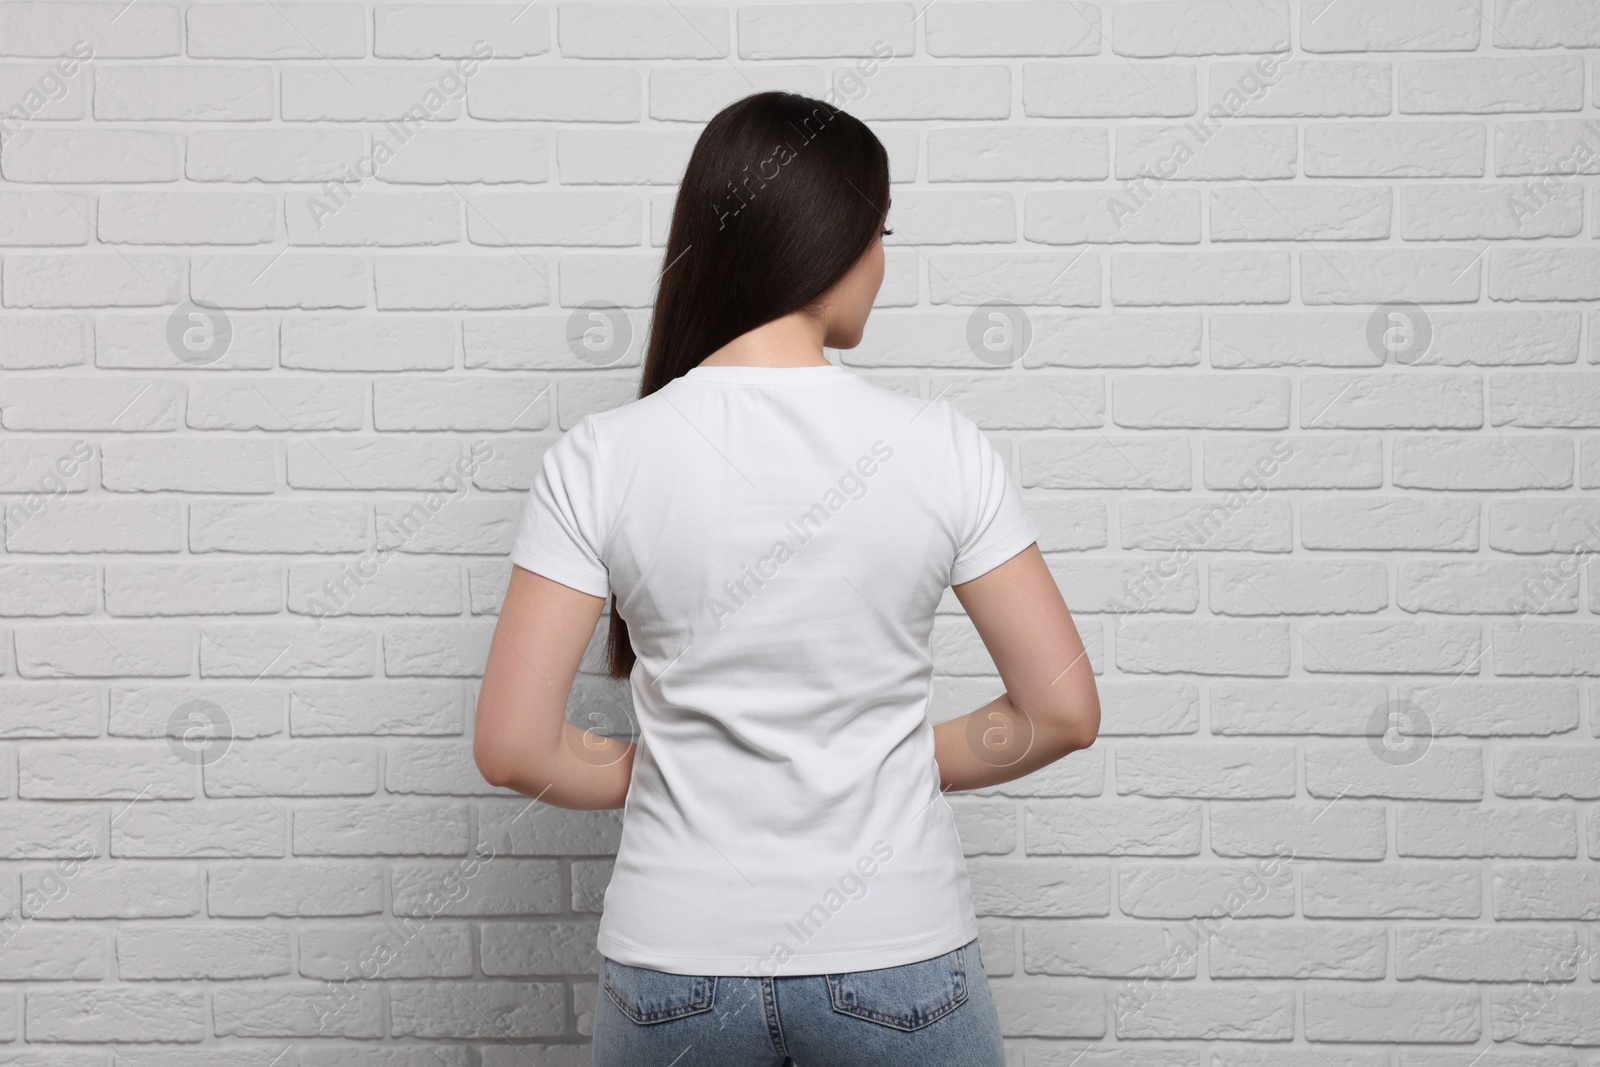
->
[1, 0, 1599, 1063]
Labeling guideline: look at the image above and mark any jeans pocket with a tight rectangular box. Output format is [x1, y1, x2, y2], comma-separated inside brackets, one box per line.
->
[826, 942, 970, 1032]
[602, 958, 718, 1026]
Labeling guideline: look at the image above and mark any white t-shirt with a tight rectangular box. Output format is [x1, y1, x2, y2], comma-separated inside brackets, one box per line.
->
[509, 362, 1039, 976]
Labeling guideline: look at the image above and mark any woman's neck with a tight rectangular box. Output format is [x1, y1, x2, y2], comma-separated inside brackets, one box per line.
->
[697, 310, 832, 369]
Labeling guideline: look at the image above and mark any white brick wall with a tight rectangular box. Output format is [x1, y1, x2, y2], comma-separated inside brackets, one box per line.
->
[0, 0, 1597, 1062]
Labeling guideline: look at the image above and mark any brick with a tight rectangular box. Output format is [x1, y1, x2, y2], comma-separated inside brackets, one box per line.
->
[1210, 800, 1386, 860]
[1491, 865, 1600, 919]
[0, 925, 105, 979]
[212, 983, 382, 1037]
[1119, 491, 1288, 552]
[1115, 124, 1298, 181]
[1211, 922, 1386, 978]
[927, 2, 1101, 56]
[1491, 248, 1600, 302]
[1394, 434, 1572, 490]
[927, 252, 1100, 306]
[1204, 435, 1381, 490]
[1301, 0, 1480, 51]
[1026, 800, 1201, 856]
[1117, 987, 1295, 1040]
[1487, 499, 1600, 553]
[16, 621, 193, 678]
[1023, 436, 1191, 490]
[968, 859, 1110, 917]
[1210, 559, 1387, 615]
[0, 190, 90, 245]
[0, 315, 92, 369]
[469, 66, 639, 124]
[1491, 989, 1600, 1045]
[376, 254, 550, 310]
[295, 800, 469, 856]
[1120, 870, 1292, 921]
[1025, 919, 1193, 978]
[99, 190, 277, 245]
[288, 190, 460, 246]
[1306, 744, 1483, 800]
[1302, 863, 1480, 918]
[204, 740, 380, 797]
[479, 920, 601, 974]
[26, 988, 206, 1043]
[1307, 247, 1484, 304]
[1028, 187, 1200, 244]
[928, 127, 1109, 182]
[114, 800, 286, 858]
[736, 3, 913, 58]
[1211, 185, 1392, 241]
[191, 253, 368, 309]
[4, 253, 183, 307]
[1212, 309, 1580, 367]
[117, 925, 292, 979]
[1023, 62, 1195, 117]
[648, 65, 823, 122]
[389, 981, 563, 1038]
[1303, 497, 1480, 552]
[187, 3, 367, 59]
[1117, 619, 1290, 675]
[1111, 0, 1289, 57]
[1115, 743, 1295, 798]
[1400, 57, 1585, 114]
[1402, 182, 1584, 240]
[94, 64, 273, 120]
[1399, 560, 1578, 615]
[1492, 0, 1600, 48]
[392, 857, 563, 916]
[377, 128, 550, 183]
[187, 129, 366, 182]
[25, 862, 198, 918]
[19, 743, 194, 799]
[1304, 987, 1480, 1043]
[989, 978, 1106, 1037]
[1111, 251, 1290, 305]
[1113, 374, 1288, 428]
[1395, 925, 1582, 981]
[1397, 802, 1577, 858]
[1300, 620, 1482, 674]
[208, 862, 384, 917]
[1305, 121, 1485, 177]
[1209, 59, 1390, 117]
[291, 680, 467, 737]
[1491, 372, 1600, 428]
[299, 921, 472, 978]
[376, 4, 551, 58]
[1494, 621, 1600, 675]
[1399, 681, 1581, 736]
[1494, 746, 1600, 798]
[0, 3, 181, 57]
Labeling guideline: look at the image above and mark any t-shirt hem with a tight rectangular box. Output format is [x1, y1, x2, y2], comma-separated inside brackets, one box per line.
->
[950, 523, 1039, 587]
[509, 550, 609, 599]
[596, 918, 980, 977]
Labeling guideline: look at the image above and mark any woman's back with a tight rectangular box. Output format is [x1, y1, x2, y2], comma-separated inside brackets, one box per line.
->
[510, 362, 1039, 976]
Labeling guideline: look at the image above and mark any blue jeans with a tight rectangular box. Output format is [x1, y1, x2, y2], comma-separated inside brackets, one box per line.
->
[591, 939, 1005, 1066]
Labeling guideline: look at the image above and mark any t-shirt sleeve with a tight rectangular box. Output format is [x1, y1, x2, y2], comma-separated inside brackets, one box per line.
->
[508, 416, 611, 598]
[948, 406, 1039, 587]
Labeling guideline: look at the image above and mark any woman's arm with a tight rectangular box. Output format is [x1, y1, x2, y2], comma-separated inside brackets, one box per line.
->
[934, 543, 1100, 792]
[474, 565, 635, 810]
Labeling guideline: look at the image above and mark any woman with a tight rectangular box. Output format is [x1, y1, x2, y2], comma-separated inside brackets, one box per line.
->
[474, 91, 1100, 1067]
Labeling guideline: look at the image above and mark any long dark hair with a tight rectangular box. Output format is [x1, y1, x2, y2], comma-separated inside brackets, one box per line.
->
[605, 91, 891, 679]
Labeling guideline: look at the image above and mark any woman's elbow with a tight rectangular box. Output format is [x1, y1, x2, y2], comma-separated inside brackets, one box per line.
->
[473, 738, 517, 789]
[1058, 695, 1100, 752]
